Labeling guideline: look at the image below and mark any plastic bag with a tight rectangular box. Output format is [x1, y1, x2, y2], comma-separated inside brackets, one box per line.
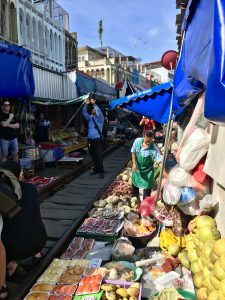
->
[177, 200, 200, 216]
[112, 237, 135, 260]
[179, 128, 211, 171]
[180, 187, 196, 203]
[189, 175, 210, 194]
[162, 182, 182, 205]
[191, 159, 207, 184]
[199, 194, 216, 213]
[140, 196, 155, 217]
[168, 165, 191, 187]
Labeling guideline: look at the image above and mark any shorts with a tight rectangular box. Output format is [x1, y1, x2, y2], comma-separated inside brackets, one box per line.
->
[0, 215, 2, 239]
[0, 138, 18, 156]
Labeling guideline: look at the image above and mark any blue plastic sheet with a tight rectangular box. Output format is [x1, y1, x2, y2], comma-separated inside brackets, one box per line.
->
[173, 0, 225, 123]
[109, 82, 181, 123]
[0, 41, 35, 98]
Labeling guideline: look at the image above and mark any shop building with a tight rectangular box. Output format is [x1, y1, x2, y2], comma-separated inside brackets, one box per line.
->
[139, 61, 171, 85]
[65, 31, 78, 71]
[78, 45, 147, 88]
[0, 0, 18, 43]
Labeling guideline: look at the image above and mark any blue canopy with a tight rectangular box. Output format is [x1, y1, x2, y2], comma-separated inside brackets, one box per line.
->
[0, 41, 35, 98]
[109, 82, 181, 123]
[173, 0, 225, 123]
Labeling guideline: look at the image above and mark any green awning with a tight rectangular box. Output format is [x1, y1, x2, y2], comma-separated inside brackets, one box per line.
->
[31, 94, 89, 106]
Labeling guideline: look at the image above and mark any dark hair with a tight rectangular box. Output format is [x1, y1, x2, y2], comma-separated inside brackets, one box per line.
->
[1, 100, 10, 106]
[1, 161, 22, 178]
[39, 112, 45, 118]
[144, 130, 154, 138]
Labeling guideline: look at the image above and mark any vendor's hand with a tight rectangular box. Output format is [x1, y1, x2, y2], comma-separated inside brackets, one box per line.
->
[132, 165, 138, 172]
[14, 123, 20, 129]
[90, 99, 96, 105]
[85, 99, 90, 105]
[9, 113, 14, 119]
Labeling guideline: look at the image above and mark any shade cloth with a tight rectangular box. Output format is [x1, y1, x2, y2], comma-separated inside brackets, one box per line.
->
[0, 41, 35, 98]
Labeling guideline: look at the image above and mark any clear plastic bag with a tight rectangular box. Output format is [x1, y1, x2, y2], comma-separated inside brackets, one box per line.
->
[177, 200, 200, 216]
[179, 128, 211, 171]
[168, 165, 191, 187]
[162, 182, 182, 205]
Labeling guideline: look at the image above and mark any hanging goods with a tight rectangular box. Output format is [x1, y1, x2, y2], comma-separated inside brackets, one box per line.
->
[179, 128, 211, 171]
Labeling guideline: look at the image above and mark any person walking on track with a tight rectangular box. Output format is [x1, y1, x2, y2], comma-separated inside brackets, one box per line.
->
[83, 98, 105, 179]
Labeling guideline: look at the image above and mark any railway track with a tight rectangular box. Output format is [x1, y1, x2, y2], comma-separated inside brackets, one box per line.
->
[8, 142, 131, 300]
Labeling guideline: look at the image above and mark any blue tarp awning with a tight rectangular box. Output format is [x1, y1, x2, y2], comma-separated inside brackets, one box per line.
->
[109, 82, 181, 123]
[174, 0, 225, 123]
[0, 41, 35, 98]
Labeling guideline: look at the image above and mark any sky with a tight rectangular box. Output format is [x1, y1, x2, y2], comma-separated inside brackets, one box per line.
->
[57, 0, 178, 63]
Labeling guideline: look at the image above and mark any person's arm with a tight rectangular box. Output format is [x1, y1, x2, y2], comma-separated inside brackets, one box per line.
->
[82, 103, 91, 122]
[0, 113, 14, 128]
[94, 105, 104, 122]
[132, 153, 137, 172]
[8, 123, 19, 129]
[139, 116, 145, 126]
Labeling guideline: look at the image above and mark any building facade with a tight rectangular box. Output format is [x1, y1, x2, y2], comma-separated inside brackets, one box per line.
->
[140, 61, 170, 84]
[78, 46, 146, 88]
[65, 30, 78, 71]
[16, 0, 65, 72]
[0, 0, 17, 43]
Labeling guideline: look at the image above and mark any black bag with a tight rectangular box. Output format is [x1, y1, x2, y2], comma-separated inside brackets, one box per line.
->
[92, 117, 104, 144]
[0, 169, 22, 219]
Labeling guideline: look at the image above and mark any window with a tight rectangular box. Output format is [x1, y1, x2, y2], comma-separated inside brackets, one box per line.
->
[82, 56, 85, 61]
[78, 56, 81, 62]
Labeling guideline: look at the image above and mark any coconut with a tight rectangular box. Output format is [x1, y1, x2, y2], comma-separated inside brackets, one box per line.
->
[196, 287, 208, 300]
[214, 260, 225, 281]
[203, 275, 214, 292]
[168, 243, 181, 257]
[210, 273, 221, 290]
[221, 279, 225, 298]
[213, 239, 225, 257]
[208, 290, 219, 300]
[220, 254, 225, 271]
[191, 261, 201, 274]
[196, 215, 216, 229]
[210, 249, 220, 264]
[196, 226, 221, 242]
[187, 249, 198, 262]
[193, 272, 203, 288]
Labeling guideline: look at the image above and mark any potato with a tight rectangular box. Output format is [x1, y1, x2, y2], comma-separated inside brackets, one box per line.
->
[106, 291, 117, 300]
[116, 288, 128, 298]
[130, 283, 140, 289]
[129, 297, 138, 300]
[101, 284, 116, 292]
[127, 287, 139, 297]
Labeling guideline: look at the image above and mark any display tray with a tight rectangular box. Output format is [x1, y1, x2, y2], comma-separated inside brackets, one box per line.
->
[73, 290, 103, 300]
[64, 142, 88, 154]
[76, 231, 119, 242]
[85, 241, 115, 261]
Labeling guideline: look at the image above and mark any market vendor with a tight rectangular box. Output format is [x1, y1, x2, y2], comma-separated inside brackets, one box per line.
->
[131, 130, 161, 199]
[34, 112, 51, 144]
[139, 116, 155, 135]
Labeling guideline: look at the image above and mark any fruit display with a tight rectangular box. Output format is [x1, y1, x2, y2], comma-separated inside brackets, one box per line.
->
[124, 219, 156, 237]
[101, 282, 141, 300]
[151, 287, 185, 300]
[177, 215, 225, 299]
[160, 228, 186, 251]
[76, 275, 103, 295]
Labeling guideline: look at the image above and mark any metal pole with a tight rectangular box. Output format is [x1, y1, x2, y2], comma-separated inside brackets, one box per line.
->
[63, 100, 86, 131]
[155, 93, 175, 203]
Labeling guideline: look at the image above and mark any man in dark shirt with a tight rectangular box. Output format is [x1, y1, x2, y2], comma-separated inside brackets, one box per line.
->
[0, 101, 19, 163]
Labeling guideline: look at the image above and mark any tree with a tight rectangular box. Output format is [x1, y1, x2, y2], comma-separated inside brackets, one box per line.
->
[98, 19, 103, 48]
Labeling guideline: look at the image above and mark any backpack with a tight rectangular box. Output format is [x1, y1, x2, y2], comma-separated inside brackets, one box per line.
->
[0, 168, 22, 218]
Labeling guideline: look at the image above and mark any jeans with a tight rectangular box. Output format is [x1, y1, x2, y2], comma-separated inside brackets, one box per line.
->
[132, 184, 151, 200]
[0, 138, 18, 157]
[88, 138, 104, 173]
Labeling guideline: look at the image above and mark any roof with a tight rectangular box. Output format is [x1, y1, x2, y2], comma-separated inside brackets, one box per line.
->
[78, 46, 106, 56]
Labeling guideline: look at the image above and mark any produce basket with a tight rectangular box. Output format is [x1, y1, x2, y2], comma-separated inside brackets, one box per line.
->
[123, 220, 157, 249]
[104, 280, 142, 300]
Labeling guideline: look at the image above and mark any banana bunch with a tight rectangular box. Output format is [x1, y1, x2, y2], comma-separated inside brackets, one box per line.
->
[160, 228, 186, 250]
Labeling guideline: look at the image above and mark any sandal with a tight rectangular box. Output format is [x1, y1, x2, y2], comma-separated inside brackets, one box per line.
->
[0, 285, 8, 299]
[7, 264, 28, 283]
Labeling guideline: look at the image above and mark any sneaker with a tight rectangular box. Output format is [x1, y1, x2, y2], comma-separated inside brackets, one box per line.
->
[99, 173, 105, 179]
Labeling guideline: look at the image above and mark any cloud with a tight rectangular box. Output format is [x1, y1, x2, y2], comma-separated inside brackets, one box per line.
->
[147, 27, 160, 37]
[58, 0, 178, 62]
